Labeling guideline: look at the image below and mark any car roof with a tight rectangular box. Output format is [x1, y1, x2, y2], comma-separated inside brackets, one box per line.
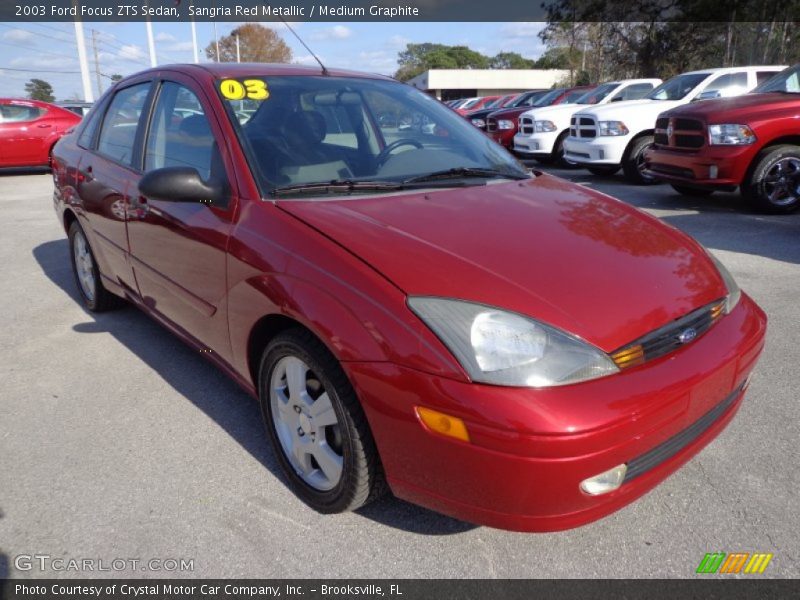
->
[130, 62, 396, 83]
[681, 65, 784, 76]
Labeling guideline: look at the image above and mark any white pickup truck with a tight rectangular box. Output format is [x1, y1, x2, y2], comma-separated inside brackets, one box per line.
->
[563, 66, 785, 183]
[513, 79, 661, 167]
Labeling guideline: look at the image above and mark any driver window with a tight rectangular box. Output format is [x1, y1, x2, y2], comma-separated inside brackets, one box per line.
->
[144, 82, 214, 181]
[701, 72, 748, 99]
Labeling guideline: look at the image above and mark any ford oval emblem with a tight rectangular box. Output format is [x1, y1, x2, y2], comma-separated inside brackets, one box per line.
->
[678, 328, 697, 344]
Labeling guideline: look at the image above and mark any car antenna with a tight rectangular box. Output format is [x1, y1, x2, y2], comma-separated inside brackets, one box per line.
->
[277, 16, 329, 76]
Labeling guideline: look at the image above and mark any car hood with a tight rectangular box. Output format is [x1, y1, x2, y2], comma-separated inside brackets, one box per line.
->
[658, 92, 800, 121]
[277, 174, 726, 352]
[489, 106, 531, 119]
[521, 103, 588, 121]
[575, 98, 682, 120]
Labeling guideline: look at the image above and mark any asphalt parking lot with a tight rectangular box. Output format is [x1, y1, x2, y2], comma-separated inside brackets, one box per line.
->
[0, 167, 798, 579]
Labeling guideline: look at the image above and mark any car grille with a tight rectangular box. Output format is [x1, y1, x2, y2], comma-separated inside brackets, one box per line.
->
[520, 116, 534, 135]
[654, 117, 705, 149]
[569, 116, 596, 139]
[610, 299, 726, 370]
[487, 118, 498, 132]
[623, 378, 746, 482]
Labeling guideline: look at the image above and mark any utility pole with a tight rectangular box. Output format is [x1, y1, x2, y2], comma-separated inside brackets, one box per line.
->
[236, 34, 240, 63]
[91, 29, 103, 97]
[213, 22, 220, 61]
[190, 19, 199, 63]
[72, 8, 94, 102]
[145, 20, 157, 67]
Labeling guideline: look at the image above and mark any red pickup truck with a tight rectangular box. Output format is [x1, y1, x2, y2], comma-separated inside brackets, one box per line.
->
[644, 64, 800, 214]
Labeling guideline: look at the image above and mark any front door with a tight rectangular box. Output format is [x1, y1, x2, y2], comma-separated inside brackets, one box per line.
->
[126, 77, 236, 360]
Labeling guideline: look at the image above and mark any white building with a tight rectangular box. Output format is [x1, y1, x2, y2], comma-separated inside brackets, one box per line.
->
[407, 69, 570, 100]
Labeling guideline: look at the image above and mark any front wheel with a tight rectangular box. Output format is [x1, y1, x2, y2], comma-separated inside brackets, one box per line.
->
[622, 135, 659, 185]
[259, 329, 386, 513]
[742, 145, 800, 214]
[671, 184, 714, 197]
[553, 132, 577, 168]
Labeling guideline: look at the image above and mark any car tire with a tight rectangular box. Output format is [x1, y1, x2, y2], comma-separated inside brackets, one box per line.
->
[670, 184, 714, 197]
[742, 145, 800, 214]
[259, 328, 386, 513]
[622, 135, 659, 185]
[587, 165, 620, 177]
[553, 132, 578, 168]
[68, 221, 122, 312]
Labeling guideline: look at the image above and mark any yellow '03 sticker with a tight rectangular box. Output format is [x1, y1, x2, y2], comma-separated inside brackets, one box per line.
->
[219, 79, 270, 101]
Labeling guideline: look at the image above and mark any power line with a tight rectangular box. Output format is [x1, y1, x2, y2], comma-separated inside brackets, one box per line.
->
[0, 23, 77, 47]
[0, 66, 82, 74]
[0, 39, 80, 61]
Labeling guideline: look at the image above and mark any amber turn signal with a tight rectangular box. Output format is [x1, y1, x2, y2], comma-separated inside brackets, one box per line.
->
[415, 406, 470, 442]
[611, 344, 645, 369]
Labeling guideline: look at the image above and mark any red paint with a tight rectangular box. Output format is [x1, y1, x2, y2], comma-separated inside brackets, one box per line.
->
[52, 64, 767, 531]
[644, 91, 800, 189]
[0, 98, 80, 167]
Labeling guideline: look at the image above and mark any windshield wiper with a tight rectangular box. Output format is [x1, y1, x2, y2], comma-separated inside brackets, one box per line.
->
[404, 167, 530, 184]
[271, 178, 473, 197]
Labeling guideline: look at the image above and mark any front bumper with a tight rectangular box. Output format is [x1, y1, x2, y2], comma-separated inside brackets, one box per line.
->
[488, 129, 516, 148]
[644, 144, 758, 189]
[563, 136, 628, 166]
[513, 131, 559, 156]
[346, 294, 766, 531]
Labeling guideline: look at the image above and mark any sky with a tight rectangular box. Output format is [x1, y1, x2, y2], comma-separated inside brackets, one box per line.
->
[0, 21, 547, 101]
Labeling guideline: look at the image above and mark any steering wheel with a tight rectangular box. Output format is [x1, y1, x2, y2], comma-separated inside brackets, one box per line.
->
[376, 138, 424, 167]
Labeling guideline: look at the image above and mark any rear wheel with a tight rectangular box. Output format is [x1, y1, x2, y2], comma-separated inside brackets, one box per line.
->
[68, 221, 122, 312]
[587, 165, 620, 177]
[622, 135, 658, 185]
[670, 184, 714, 197]
[742, 145, 800, 214]
[259, 329, 386, 513]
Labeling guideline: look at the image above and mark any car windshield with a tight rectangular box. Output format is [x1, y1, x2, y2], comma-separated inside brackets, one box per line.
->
[574, 82, 618, 104]
[219, 75, 528, 195]
[647, 73, 708, 100]
[754, 65, 800, 93]
[531, 88, 566, 107]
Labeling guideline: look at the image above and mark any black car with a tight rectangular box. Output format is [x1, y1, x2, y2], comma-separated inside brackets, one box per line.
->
[463, 90, 548, 130]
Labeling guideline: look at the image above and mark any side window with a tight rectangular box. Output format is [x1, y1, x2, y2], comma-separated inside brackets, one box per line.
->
[0, 104, 44, 122]
[77, 100, 107, 149]
[701, 72, 748, 99]
[96, 83, 151, 166]
[756, 71, 778, 87]
[144, 82, 215, 181]
[619, 83, 655, 100]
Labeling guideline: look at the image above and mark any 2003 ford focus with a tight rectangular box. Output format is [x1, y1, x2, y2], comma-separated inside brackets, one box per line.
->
[51, 64, 766, 531]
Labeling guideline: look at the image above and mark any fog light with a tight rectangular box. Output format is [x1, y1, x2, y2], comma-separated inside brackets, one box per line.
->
[415, 407, 470, 442]
[709, 165, 718, 179]
[580, 464, 627, 495]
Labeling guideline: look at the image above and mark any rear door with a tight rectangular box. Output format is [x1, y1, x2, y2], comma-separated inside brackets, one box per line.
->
[77, 80, 154, 293]
[126, 74, 237, 358]
[0, 101, 47, 166]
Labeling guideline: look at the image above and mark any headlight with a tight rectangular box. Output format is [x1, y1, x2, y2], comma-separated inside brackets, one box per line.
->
[708, 124, 756, 145]
[407, 297, 619, 387]
[470, 118, 485, 128]
[708, 253, 742, 314]
[534, 120, 557, 133]
[497, 119, 515, 130]
[597, 121, 629, 136]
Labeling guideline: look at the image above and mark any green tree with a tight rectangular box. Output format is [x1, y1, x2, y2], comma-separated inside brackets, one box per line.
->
[394, 43, 492, 81]
[205, 23, 291, 63]
[24, 78, 54, 102]
[489, 52, 536, 69]
[109, 74, 123, 83]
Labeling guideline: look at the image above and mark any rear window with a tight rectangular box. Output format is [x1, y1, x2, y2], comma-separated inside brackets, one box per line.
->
[96, 83, 151, 166]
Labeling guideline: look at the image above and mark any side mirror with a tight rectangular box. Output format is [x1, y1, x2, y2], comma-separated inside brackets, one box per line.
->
[695, 90, 721, 101]
[138, 167, 227, 206]
[610, 96, 624, 102]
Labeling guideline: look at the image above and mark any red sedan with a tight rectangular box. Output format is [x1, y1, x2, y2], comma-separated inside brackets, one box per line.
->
[51, 63, 766, 531]
[0, 98, 81, 168]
